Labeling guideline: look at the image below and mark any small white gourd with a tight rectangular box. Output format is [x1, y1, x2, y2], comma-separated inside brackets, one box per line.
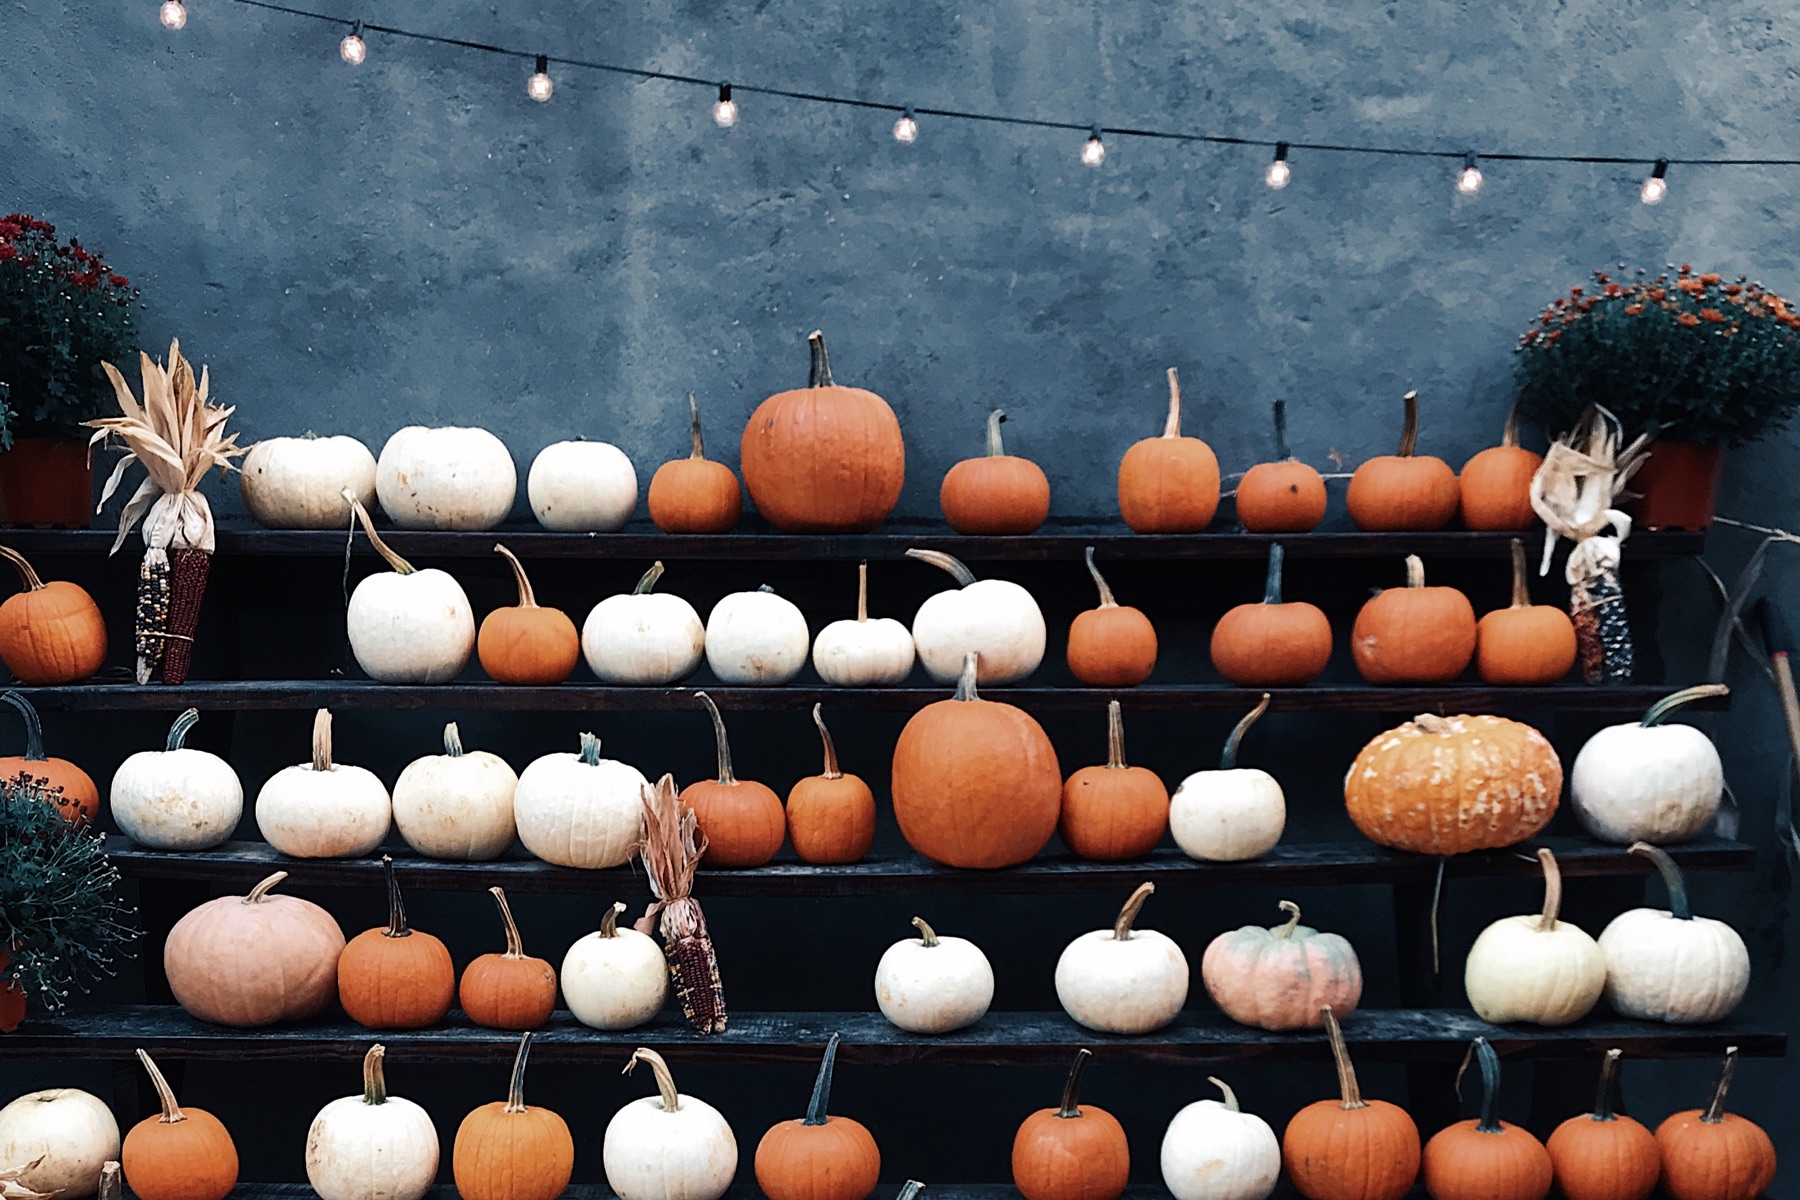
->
[907, 549, 1045, 685]
[1054, 882, 1189, 1034]
[375, 425, 516, 531]
[239, 433, 377, 530]
[109, 708, 243, 851]
[391, 722, 518, 861]
[704, 584, 810, 686]
[304, 1044, 438, 1200]
[1598, 842, 1750, 1024]
[561, 901, 669, 1031]
[1462, 847, 1605, 1026]
[812, 561, 916, 686]
[1572, 684, 1728, 845]
[0, 1088, 120, 1199]
[513, 732, 648, 869]
[343, 493, 476, 684]
[873, 916, 995, 1034]
[603, 1048, 737, 1200]
[582, 562, 706, 685]
[1169, 695, 1285, 862]
[527, 439, 638, 532]
[255, 709, 391, 859]
[1160, 1077, 1280, 1200]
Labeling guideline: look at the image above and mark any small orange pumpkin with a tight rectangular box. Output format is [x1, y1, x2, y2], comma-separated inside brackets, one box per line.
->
[338, 856, 456, 1030]
[1654, 1046, 1777, 1200]
[1281, 1006, 1420, 1200]
[460, 887, 558, 1031]
[1476, 540, 1576, 685]
[680, 691, 786, 867]
[1066, 548, 1157, 686]
[648, 393, 743, 534]
[1421, 1038, 1553, 1200]
[755, 1033, 881, 1200]
[1236, 400, 1327, 533]
[0, 951, 24, 1032]
[787, 705, 875, 865]
[940, 409, 1051, 535]
[1012, 1048, 1129, 1200]
[0, 690, 98, 824]
[1117, 368, 1220, 534]
[122, 1048, 239, 1200]
[1345, 391, 1460, 532]
[1351, 555, 1476, 684]
[0, 543, 107, 685]
[1211, 543, 1333, 686]
[1545, 1049, 1659, 1200]
[478, 544, 579, 685]
[1060, 701, 1168, 861]
[453, 1032, 574, 1200]
[1459, 402, 1542, 532]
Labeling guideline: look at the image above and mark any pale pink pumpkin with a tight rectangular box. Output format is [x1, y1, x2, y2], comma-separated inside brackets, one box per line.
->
[1201, 899, 1362, 1031]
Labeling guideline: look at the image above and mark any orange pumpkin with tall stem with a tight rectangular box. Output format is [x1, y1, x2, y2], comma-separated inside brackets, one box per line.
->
[1281, 1006, 1420, 1200]
[1346, 390, 1460, 531]
[1060, 701, 1168, 861]
[1011, 1048, 1129, 1200]
[787, 705, 875, 865]
[1654, 1046, 1777, 1200]
[337, 856, 456, 1030]
[478, 544, 579, 684]
[680, 692, 786, 867]
[1476, 540, 1577, 685]
[1237, 400, 1327, 533]
[0, 543, 107, 685]
[122, 1048, 239, 1200]
[0, 690, 98, 824]
[755, 1033, 881, 1200]
[1066, 548, 1157, 686]
[1459, 402, 1542, 531]
[1351, 555, 1477, 684]
[1211, 543, 1333, 686]
[940, 409, 1051, 535]
[453, 1032, 574, 1200]
[649, 393, 743, 533]
[460, 887, 558, 1031]
[1421, 1038, 1552, 1200]
[1545, 1049, 1659, 1200]
[1117, 368, 1220, 533]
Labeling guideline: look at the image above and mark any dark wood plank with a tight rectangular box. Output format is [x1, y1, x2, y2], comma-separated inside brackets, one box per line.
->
[131, 1187, 1399, 1200]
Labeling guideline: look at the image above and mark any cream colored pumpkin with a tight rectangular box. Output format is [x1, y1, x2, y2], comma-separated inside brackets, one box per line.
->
[1160, 1077, 1280, 1200]
[1054, 883, 1189, 1034]
[1200, 900, 1361, 1031]
[513, 733, 649, 869]
[1598, 842, 1749, 1024]
[1572, 685, 1728, 845]
[582, 562, 706, 685]
[240, 433, 377, 529]
[343, 494, 475, 683]
[256, 709, 391, 859]
[0, 1089, 120, 1200]
[376, 425, 516, 531]
[812, 561, 916, 686]
[527, 440, 638, 532]
[1463, 847, 1605, 1026]
[603, 1049, 737, 1200]
[874, 916, 995, 1034]
[305, 1044, 438, 1200]
[561, 902, 669, 1031]
[1170, 695, 1285, 862]
[109, 708, 243, 851]
[391, 722, 517, 861]
[704, 585, 810, 686]
[907, 549, 1046, 685]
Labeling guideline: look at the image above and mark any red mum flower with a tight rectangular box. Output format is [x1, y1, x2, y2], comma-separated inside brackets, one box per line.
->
[0, 244, 14, 262]
[1604, 283, 1623, 297]
[1648, 287, 1667, 301]
[1570, 286, 1584, 297]
[1624, 304, 1645, 315]
[1699, 308, 1726, 323]
[108, 273, 128, 288]
[1701, 273, 1722, 285]
[1677, 312, 1701, 327]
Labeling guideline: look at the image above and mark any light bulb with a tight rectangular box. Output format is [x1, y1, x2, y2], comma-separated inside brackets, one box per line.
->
[1641, 159, 1669, 205]
[893, 108, 919, 144]
[339, 26, 366, 66]
[1265, 142, 1291, 189]
[527, 55, 552, 102]
[1081, 128, 1106, 168]
[159, 1, 187, 30]
[712, 83, 738, 128]
[1457, 153, 1483, 195]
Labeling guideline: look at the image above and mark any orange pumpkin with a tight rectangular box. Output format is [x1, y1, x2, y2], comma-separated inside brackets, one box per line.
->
[0, 951, 24, 1033]
[1211, 543, 1333, 686]
[1459, 403, 1542, 532]
[755, 1033, 881, 1200]
[1236, 400, 1327, 533]
[1066, 548, 1157, 686]
[649, 393, 743, 533]
[453, 1032, 574, 1200]
[740, 330, 905, 533]
[1117, 368, 1220, 533]
[891, 651, 1061, 869]
[122, 1049, 238, 1200]
[1012, 1048, 1129, 1200]
[1344, 713, 1562, 856]
[478, 544, 579, 685]
[1282, 1006, 1420, 1200]
[0, 544, 107, 685]
[1351, 555, 1476, 684]
[787, 705, 876, 865]
[1345, 391, 1460, 532]
[1654, 1046, 1777, 1200]
[940, 409, 1051, 535]
[681, 691, 786, 868]
[1421, 1038, 1553, 1200]
[0, 690, 98, 824]
[338, 856, 456, 1030]
[1060, 701, 1168, 861]
[1476, 540, 1576, 685]
[460, 886, 558, 1031]
[1546, 1050, 1659, 1200]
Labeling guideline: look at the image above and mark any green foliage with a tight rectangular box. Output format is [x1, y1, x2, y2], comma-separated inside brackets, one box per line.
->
[1514, 267, 1800, 448]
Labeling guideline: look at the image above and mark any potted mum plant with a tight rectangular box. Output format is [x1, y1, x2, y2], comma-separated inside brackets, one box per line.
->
[0, 215, 140, 527]
[1514, 266, 1800, 529]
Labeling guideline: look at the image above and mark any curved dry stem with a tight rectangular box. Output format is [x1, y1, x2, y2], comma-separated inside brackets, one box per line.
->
[1164, 368, 1183, 438]
[1642, 684, 1730, 727]
[1208, 1076, 1240, 1112]
[494, 544, 538, 608]
[696, 692, 736, 785]
[245, 871, 288, 904]
[489, 887, 525, 959]
[1321, 1007, 1365, 1110]
[1056, 1047, 1092, 1119]
[625, 1046, 682, 1112]
[804, 1033, 841, 1125]
[504, 1032, 534, 1113]
[985, 409, 1008, 458]
[310, 708, 334, 772]
[1629, 841, 1693, 920]
[807, 330, 835, 388]
[166, 708, 201, 751]
[812, 704, 843, 779]
[343, 491, 413, 574]
[1104, 701, 1127, 770]
[1221, 694, 1272, 770]
[362, 1043, 388, 1106]
[906, 548, 978, 588]
[0, 545, 45, 592]
[1113, 882, 1154, 940]
[599, 900, 626, 939]
[1274, 899, 1303, 940]
[634, 561, 666, 595]
[1535, 848, 1564, 932]
[1084, 547, 1118, 609]
[136, 1048, 186, 1123]
[1397, 390, 1420, 457]
[687, 393, 706, 460]
[911, 916, 939, 947]
[0, 692, 47, 762]
[1501, 399, 1520, 449]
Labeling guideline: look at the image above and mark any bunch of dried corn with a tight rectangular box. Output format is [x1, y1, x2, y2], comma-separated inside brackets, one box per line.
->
[636, 771, 727, 1034]
[135, 548, 171, 683]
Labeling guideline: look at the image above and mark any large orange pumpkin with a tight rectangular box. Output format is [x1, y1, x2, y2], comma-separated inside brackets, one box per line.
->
[0, 690, 98, 824]
[453, 1032, 574, 1200]
[122, 1048, 239, 1200]
[1012, 1048, 1129, 1200]
[891, 651, 1061, 868]
[0, 544, 107, 685]
[1060, 701, 1168, 861]
[681, 691, 786, 868]
[1476, 540, 1576, 685]
[1351, 555, 1477, 684]
[649, 393, 743, 534]
[1236, 400, 1327, 533]
[1066, 548, 1157, 686]
[1344, 713, 1562, 855]
[740, 330, 905, 533]
[1459, 403, 1542, 532]
[787, 705, 875, 865]
[1654, 1046, 1777, 1200]
[1281, 1006, 1420, 1200]
[1117, 368, 1220, 533]
[755, 1033, 881, 1200]
[338, 856, 456, 1030]
[940, 409, 1051, 535]
[1211, 543, 1333, 686]
[1545, 1050, 1659, 1200]
[478, 544, 579, 685]
[1345, 391, 1460, 532]
[460, 886, 558, 1031]
[1421, 1038, 1552, 1200]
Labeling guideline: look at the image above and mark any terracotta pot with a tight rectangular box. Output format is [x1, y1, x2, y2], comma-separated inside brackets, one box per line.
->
[0, 951, 24, 1033]
[1631, 441, 1723, 531]
[0, 439, 94, 528]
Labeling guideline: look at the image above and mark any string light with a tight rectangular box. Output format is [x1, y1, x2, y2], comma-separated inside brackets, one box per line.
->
[1265, 141, 1291, 189]
[338, 19, 365, 65]
[1081, 126, 1106, 168]
[1457, 152, 1484, 196]
[893, 105, 919, 145]
[158, 0, 187, 29]
[712, 83, 738, 128]
[1641, 159, 1670, 205]
[526, 54, 553, 102]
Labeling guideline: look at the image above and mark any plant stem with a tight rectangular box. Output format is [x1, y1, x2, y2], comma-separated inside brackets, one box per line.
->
[1113, 882, 1154, 940]
[911, 916, 939, 946]
[382, 855, 412, 938]
[504, 1032, 534, 1114]
[1164, 368, 1183, 438]
[137, 1048, 187, 1123]
[807, 330, 835, 388]
[1322, 1006, 1366, 1110]
[599, 901, 625, 938]
[1208, 1077, 1240, 1112]
[1641, 683, 1730, 727]
[985, 409, 1008, 457]
[1221, 694, 1271, 770]
[1629, 841, 1693, 920]
[1397, 390, 1421, 457]
[1056, 1047, 1092, 1119]
[443, 721, 464, 757]
[489, 886, 525, 959]
[343, 492, 413, 574]
[1509, 539, 1532, 609]
[1262, 543, 1286, 605]
[952, 652, 981, 702]
[494, 543, 537, 607]
[310, 707, 333, 772]
[1703, 1046, 1739, 1123]
[1536, 848, 1564, 932]
[627, 1046, 683, 1113]
[697, 692, 736, 784]
[634, 561, 666, 595]
[906, 548, 978, 588]
[804, 1032, 842, 1125]
[1104, 701, 1127, 770]
[1590, 1048, 1621, 1121]
[0, 692, 47, 761]
[855, 560, 869, 622]
[245, 871, 288, 904]
[363, 1042, 389, 1106]
[687, 393, 706, 460]
[1084, 546, 1118, 608]
[0, 546, 45, 592]
[812, 704, 843, 779]
[1273, 899, 1302, 939]
[165, 708, 200, 751]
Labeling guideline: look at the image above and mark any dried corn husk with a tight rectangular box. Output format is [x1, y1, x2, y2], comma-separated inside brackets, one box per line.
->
[636, 773, 727, 1034]
[0, 1157, 59, 1200]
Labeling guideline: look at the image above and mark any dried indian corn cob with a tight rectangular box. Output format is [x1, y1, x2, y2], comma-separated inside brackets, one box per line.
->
[662, 896, 727, 1034]
[135, 547, 171, 684]
[1572, 568, 1633, 684]
[161, 547, 210, 685]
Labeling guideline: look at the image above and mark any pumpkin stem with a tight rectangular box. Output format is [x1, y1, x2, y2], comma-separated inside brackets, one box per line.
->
[244, 871, 288, 904]
[1403, 554, 1426, 589]
[494, 543, 538, 608]
[381, 855, 412, 938]
[599, 900, 626, 938]
[906, 548, 979, 588]
[634, 561, 667, 595]
[310, 707, 334, 772]
[362, 1043, 389, 1106]
[489, 886, 526, 959]
[1321, 1007, 1367, 1110]
[343, 491, 414, 575]
[1589, 1049, 1622, 1122]
[1534, 847, 1565, 931]
[1163, 368, 1183, 438]
[1271, 399, 1292, 461]
[98, 1163, 121, 1200]
[0, 545, 46, 592]
[911, 916, 939, 946]
[1084, 547, 1119, 609]
[165, 708, 201, 752]
[1262, 543, 1287, 605]
[897, 1183, 924, 1200]
[1220, 693, 1271, 770]
[579, 731, 603, 767]
[812, 704, 843, 779]
[696, 692, 737, 785]
[1501, 399, 1521, 449]
[1274, 899, 1303, 940]
[1104, 701, 1128, 770]
[625, 1046, 682, 1112]
[136, 1048, 186, 1124]
[803, 1032, 842, 1125]
[1629, 841, 1693, 921]
[0, 692, 48, 763]
[1207, 1077, 1241, 1113]
[1641, 683, 1729, 727]
[443, 722, 464, 757]
[1396, 390, 1421, 457]
[687, 393, 707, 460]
[1455, 1037, 1505, 1134]
[807, 330, 836, 388]
[985, 409, 1009, 458]
[855, 560, 869, 623]
[1055, 1047, 1092, 1119]
[952, 652, 981, 702]
[1702, 1046, 1739, 1123]
[1112, 882, 1155, 941]
[1507, 539, 1532, 609]
[503, 1032, 534, 1114]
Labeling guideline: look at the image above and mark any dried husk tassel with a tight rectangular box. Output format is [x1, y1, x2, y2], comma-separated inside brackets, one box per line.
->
[636, 772, 727, 1034]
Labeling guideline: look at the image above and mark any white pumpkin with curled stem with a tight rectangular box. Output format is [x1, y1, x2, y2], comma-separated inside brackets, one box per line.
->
[110, 708, 243, 851]
[239, 433, 377, 530]
[376, 425, 516, 531]
[342, 492, 475, 684]
[1598, 842, 1749, 1024]
[1572, 684, 1729, 845]
[391, 722, 518, 862]
[256, 708, 391, 859]
[1055, 882, 1190, 1034]
[561, 902, 670, 1031]
[874, 915, 995, 1034]
[582, 561, 707, 685]
[812, 561, 916, 686]
[304, 1044, 439, 1200]
[704, 584, 810, 686]
[1169, 694, 1285, 862]
[1462, 847, 1605, 1026]
[512, 732, 649, 869]
[603, 1048, 738, 1200]
[907, 548, 1046, 685]
[0, 1088, 120, 1200]
[1160, 1076, 1280, 1200]
[527, 438, 637, 532]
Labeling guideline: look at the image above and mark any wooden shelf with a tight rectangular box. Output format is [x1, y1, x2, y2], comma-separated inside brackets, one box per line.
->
[129, 1186, 1393, 1200]
[104, 836, 1756, 897]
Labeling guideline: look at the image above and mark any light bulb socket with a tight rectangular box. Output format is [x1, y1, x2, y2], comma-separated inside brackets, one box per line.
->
[535, 54, 549, 75]
[903, 104, 916, 120]
[1463, 151, 1478, 171]
[1650, 159, 1669, 180]
[1273, 141, 1289, 164]
[718, 82, 732, 103]
[349, 18, 363, 38]
[1090, 124, 1104, 141]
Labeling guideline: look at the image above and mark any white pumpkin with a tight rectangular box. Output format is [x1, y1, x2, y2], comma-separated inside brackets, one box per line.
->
[1598, 842, 1750, 1024]
[704, 584, 810, 686]
[604, 1048, 737, 1200]
[304, 1044, 438, 1200]
[239, 433, 377, 529]
[582, 561, 706, 685]
[256, 709, 391, 858]
[812, 561, 916, 686]
[1572, 684, 1728, 845]
[561, 901, 669, 1031]
[109, 708, 243, 851]
[528, 439, 638, 532]
[1169, 695, 1285, 862]
[344, 493, 475, 684]
[375, 425, 516, 531]
[513, 732, 649, 869]
[874, 916, 995, 1034]
[1054, 882, 1189, 1034]
[907, 549, 1045, 685]
[1160, 1077, 1280, 1200]
[391, 722, 518, 861]
[0, 1089, 120, 1199]
[1463, 847, 1605, 1026]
